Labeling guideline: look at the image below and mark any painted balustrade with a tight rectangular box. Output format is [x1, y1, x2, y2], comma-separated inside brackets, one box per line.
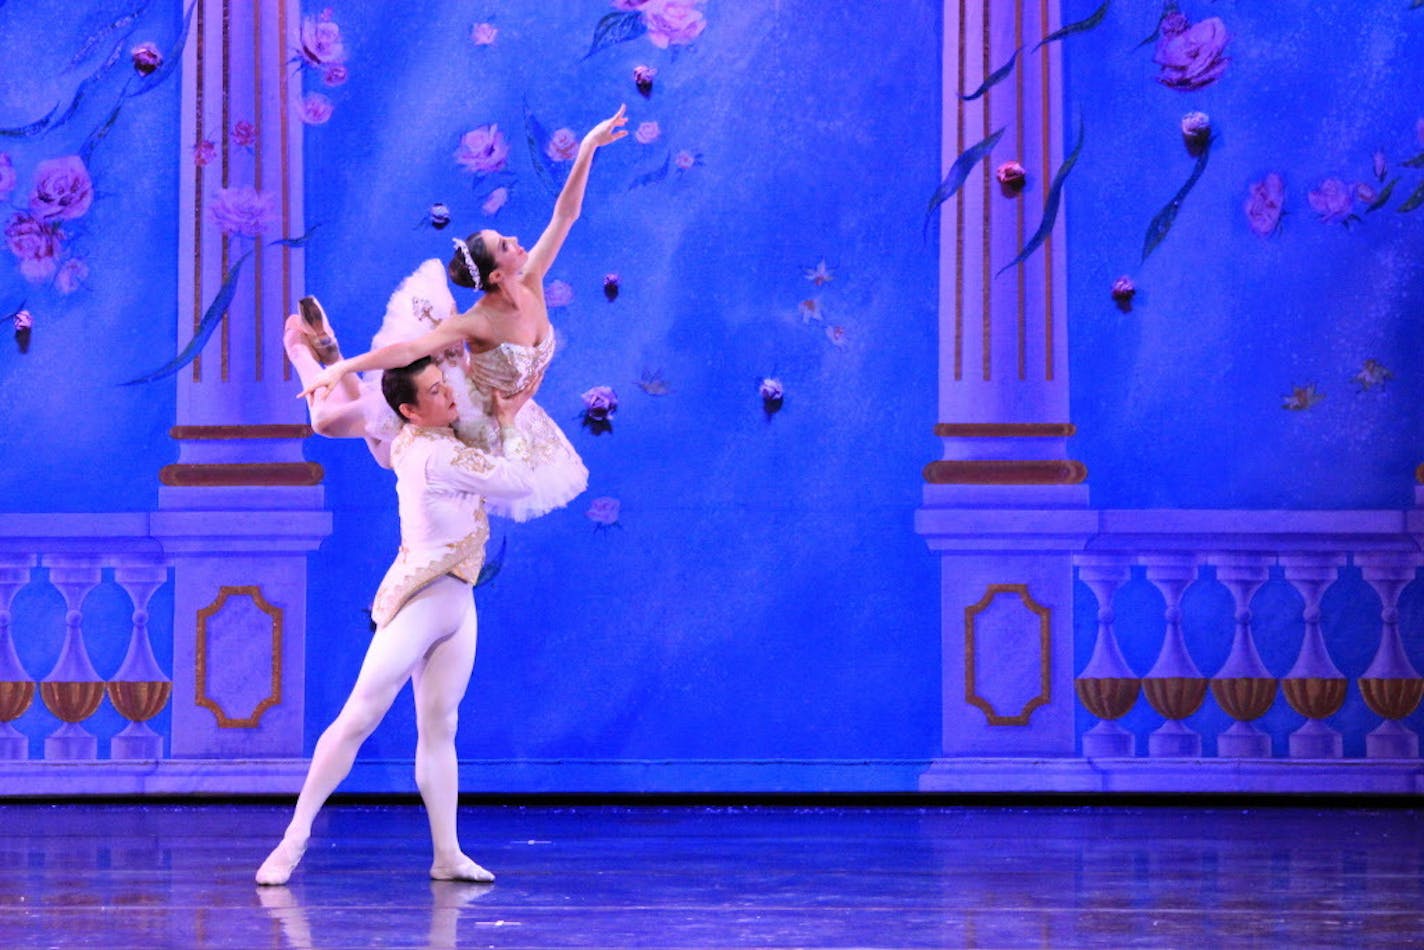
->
[1073, 513, 1424, 760]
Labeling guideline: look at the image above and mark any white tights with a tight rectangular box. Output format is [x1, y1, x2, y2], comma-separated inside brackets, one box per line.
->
[284, 314, 391, 468]
[258, 574, 481, 881]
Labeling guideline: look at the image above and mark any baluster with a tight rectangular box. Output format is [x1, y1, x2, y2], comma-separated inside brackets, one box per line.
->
[1208, 554, 1276, 757]
[1280, 555, 1348, 758]
[108, 558, 172, 760]
[1074, 556, 1138, 757]
[0, 556, 38, 760]
[1140, 555, 1208, 757]
[1356, 553, 1424, 758]
[39, 556, 106, 760]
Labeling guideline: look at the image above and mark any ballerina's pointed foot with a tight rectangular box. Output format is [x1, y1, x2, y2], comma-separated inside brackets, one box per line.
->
[255, 835, 309, 886]
[430, 855, 495, 884]
[298, 295, 342, 364]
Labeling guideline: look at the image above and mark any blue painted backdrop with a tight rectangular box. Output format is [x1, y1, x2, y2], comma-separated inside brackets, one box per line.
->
[2, 0, 1423, 786]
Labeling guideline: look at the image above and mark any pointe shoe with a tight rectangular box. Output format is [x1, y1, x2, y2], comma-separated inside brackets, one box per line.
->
[298, 295, 342, 365]
[256, 835, 309, 886]
[430, 856, 495, 883]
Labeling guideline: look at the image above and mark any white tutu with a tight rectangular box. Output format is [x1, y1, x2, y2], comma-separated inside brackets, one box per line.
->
[364, 259, 588, 522]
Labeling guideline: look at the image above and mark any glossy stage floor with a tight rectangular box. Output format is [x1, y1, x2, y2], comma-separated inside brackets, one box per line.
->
[2, 801, 1422, 948]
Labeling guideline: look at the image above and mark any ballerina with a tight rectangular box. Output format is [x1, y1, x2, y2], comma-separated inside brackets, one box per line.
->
[293, 103, 629, 519]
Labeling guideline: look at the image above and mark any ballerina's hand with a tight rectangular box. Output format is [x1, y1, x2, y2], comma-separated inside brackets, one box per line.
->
[584, 104, 629, 148]
[298, 365, 344, 401]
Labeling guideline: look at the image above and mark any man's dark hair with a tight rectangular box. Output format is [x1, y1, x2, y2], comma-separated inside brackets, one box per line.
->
[381, 356, 436, 419]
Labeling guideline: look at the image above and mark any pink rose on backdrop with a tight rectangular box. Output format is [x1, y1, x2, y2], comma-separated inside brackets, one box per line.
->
[193, 139, 217, 166]
[0, 153, 15, 199]
[29, 156, 93, 222]
[995, 160, 1026, 196]
[1110, 275, 1136, 312]
[322, 63, 348, 86]
[603, 273, 620, 301]
[5, 213, 64, 281]
[1154, 15, 1229, 91]
[642, 0, 707, 48]
[1354, 182, 1376, 204]
[55, 257, 89, 295]
[1245, 172, 1284, 237]
[13, 309, 32, 330]
[673, 149, 699, 171]
[232, 120, 257, 148]
[634, 121, 661, 144]
[825, 325, 847, 348]
[545, 279, 574, 307]
[299, 14, 346, 67]
[1180, 111, 1211, 155]
[209, 186, 276, 237]
[633, 65, 656, 97]
[545, 128, 579, 162]
[456, 125, 509, 174]
[131, 41, 162, 76]
[580, 385, 619, 435]
[300, 93, 334, 125]
[481, 187, 509, 215]
[1307, 178, 1354, 224]
[471, 22, 498, 45]
[758, 377, 784, 418]
[585, 497, 621, 528]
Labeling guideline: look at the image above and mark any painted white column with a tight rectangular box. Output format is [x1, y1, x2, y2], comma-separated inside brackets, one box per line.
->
[157, 0, 330, 761]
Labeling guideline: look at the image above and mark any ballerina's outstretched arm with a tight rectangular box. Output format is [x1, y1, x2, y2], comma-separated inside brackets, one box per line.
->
[299, 316, 475, 402]
[521, 104, 628, 282]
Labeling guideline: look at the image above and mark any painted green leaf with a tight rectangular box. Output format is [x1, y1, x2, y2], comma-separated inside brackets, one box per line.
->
[1399, 149, 1424, 168]
[1365, 179, 1397, 212]
[997, 120, 1084, 275]
[523, 105, 560, 197]
[1134, 1, 1180, 50]
[1142, 139, 1211, 261]
[1397, 179, 1424, 213]
[1033, 0, 1110, 52]
[475, 536, 507, 588]
[269, 226, 320, 249]
[924, 127, 1005, 237]
[79, 100, 125, 163]
[69, 3, 148, 69]
[123, 249, 253, 385]
[961, 49, 1020, 102]
[584, 10, 646, 60]
[629, 154, 671, 190]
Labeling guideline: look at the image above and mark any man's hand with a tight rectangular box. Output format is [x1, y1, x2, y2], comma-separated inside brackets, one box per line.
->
[489, 372, 543, 426]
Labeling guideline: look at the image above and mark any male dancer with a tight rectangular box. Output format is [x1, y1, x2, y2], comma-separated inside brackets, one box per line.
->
[256, 356, 535, 885]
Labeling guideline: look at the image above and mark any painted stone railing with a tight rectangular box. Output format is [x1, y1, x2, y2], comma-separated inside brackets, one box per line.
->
[1075, 511, 1424, 761]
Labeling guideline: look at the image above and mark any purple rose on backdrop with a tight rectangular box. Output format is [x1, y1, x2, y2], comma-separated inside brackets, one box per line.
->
[545, 128, 579, 162]
[1245, 173, 1285, 237]
[29, 156, 93, 222]
[13, 308, 32, 353]
[429, 202, 451, 229]
[1307, 178, 1354, 224]
[1373, 151, 1387, 181]
[1110, 275, 1136, 312]
[1354, 182, 1376, 204]
[642, 0, 707, 49]
[299, 14, 347, 67]
[0, 153, 15, 199]
[456, 125, 510, 175]
[322, 63, 348, 86]
[603, 273, 620, 301]
[1180, 111, 1211, 155]
[545, 279, 574, 307]
[481, 187, 509, 215]
[585, 496, 621, 529]
[994, 160, 1026, 196]
[54, 257, 89, 295]
[634, 121, 661, 144]
[580, 385, 619, 435]
[633, 65, 657, 97]
[232, 120, 257, 148]
[209, 186, 276, 237]
[193, 139, 217, 166]
[471, 22, 498, 45]
[612, 0, 649, 10]
[5, 213, 63, 281]
[299, 93, 334, 125]
[131, 41, 162, 76]
[758, 377, 784, 418]
[1154, 16, 1229, 91]
[673, 149, 699, 171]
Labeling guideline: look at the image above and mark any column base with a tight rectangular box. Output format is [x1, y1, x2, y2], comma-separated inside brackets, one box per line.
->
[1148, 720, 1201, 758]
[1366, 719, 1419, 759]
[45, 722, 97, 761]
[0, 722, 27, 760]
[111, 721, 164, 760]
[1217, 721, 1271, 758]
[1289, 719, 1342, 759]
[1081, 720, 1135, 758]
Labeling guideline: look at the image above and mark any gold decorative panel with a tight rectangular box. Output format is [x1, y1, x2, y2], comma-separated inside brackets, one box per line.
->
[194, 585, 283, 728]
[964, 583, 1051, 726]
